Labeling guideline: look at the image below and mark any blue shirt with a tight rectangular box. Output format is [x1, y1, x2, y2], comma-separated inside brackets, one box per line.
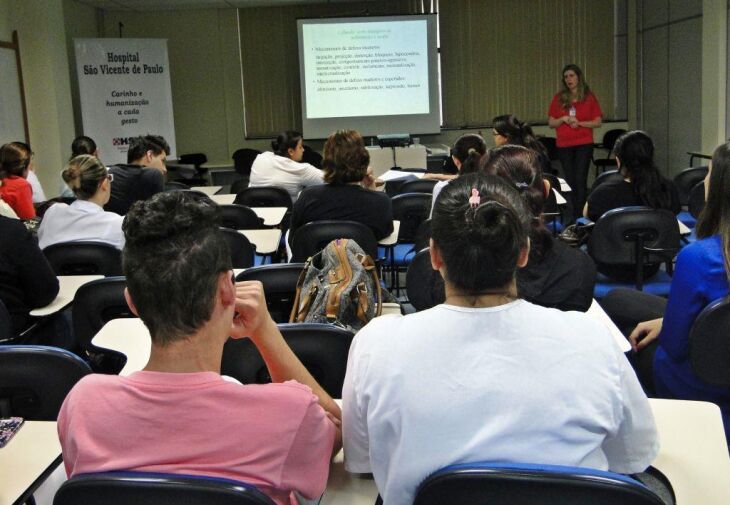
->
[654, 235, 730, 431]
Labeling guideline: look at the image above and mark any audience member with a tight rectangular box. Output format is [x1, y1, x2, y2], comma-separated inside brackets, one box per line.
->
[0, 142, 36, 218]
[105, 135, 168, 215]
[249, 130, 323, 203]
[9, 142, 48, 204]
[58, 191, 341, 505]
[290, 129, 393, 244]
[430, 133, 487, 211]
[491, 114, 548, 157]
[585, 130, 680, 221]
[38, 155, 124, 250]
[343, 173, 658, 505]
[601, 141, 730, 439]
[482, 145, 596, 311]
[0, 215, 59, 335]
[61, 136, 99, 198]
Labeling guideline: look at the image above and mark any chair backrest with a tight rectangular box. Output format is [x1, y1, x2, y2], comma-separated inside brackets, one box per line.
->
[0, 345, 91, 420]
[405, 248, 445, 311]
[232, 148, 261, 176]
[301, 145, 323, 168]
[673, 166, 708, 206]
[164, 181, 191, 191]
[290, 220, 378, 262]
[399, 179, 438, 195]
[72, 277, 133, 352]
[234, 186, 293, 210]
[230, 178, 249, 195]
[690, 295, 730, 386]
[688, 180, 706, 219]
[602, 128, 628, 152]
[178, 153, 208, 168]
[413, 218, 432, 253]
[537, 136, 559, 161]
[220, 228, 255, 268]
[414, 462, 664, 505]
[391, 193, 432, 243]
[589, 169, 623, 193]
[54, 472, 276, 505]
[221, 323, 354, 398]
[0, 298, 12, 343]
[219, 204, 264, 230]
[235, 263, 305, 323]
[44, 242, 123, 276]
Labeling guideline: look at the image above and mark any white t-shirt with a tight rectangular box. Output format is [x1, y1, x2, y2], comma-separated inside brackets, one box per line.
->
[249, 151, 324, 203]
[38, 199, 125, 250]
[430, 180, 449, 217]
[342, 300, 659, 505]
[26, 170, 47, 203]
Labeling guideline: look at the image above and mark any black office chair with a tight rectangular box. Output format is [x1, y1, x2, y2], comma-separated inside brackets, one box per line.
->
[54, 471, 276, 505]
[72, 277, 133, 373]
[688, 181, 705, 219]
[405, 248, 444, 311]
[302, 145, 323, 168]
[592, 128, 626, 178]
[398, 179, 438, 195]
[219, 204, 264, 230]
[0, 298, 12, 343]
[690, 295, 730, 387]
[232, 148, 261, 177]
[164, 181, 191, 191]
[220, 228, 256, 269]
[234, 186, 293, 221]
[387, 193, 432, 291]
[177, 152, 209, 185]
[537, 136, 559, 162]
[673, 166, 708, 207]
[290, 220, 379, 263]
[414, 462, 664, 505]
[0, 345, 91, 420]
[589, 169, 623, 194]
[236, 263, 305, 323]
[230, 178, 249, 195]
[44, 242, 123, 276]
[588, 207, 680, 292]
[221, 323, 354, 398]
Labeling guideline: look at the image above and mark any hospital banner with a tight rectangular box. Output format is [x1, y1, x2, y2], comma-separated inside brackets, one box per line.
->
[75, 38, 176, 165]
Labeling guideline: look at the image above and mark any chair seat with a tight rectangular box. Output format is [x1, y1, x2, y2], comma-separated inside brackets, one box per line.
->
[379, 243, 417, 266]
[593, 270, 673, 299]
[677, 211, 697, 228]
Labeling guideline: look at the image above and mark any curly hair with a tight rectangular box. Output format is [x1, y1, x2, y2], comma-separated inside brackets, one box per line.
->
[322, 129, 369, 185]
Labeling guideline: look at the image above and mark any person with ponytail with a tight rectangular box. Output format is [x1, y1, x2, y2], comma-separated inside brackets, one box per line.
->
[602, 141, 730, 439]
[482, 145, 595, 311]
[38, 155, 124, 250]
[249, 130, 324, 203]
[584, 131, 680, 221]
[343, 172, 658, 505]
[0, 142, 36, 219]
[429, 133, 487, 213]
[492, 114, 548, 156]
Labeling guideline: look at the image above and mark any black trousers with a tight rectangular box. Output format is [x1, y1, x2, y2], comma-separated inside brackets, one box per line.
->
[557, 144, 593, 219]
[600, 288, 668, 395]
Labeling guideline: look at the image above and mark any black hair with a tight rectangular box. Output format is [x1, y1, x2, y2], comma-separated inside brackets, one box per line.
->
[71, 136, 97, 158]
[697, 142, 730, 277]
[0, 142, 31, 179]
[122, 191, 232, 344]
[613, 131, 674, 211]
[272, 131, 303, 158]
[481, 145, 553, 262]
[451, 134, 487, 175]
[432, 173, 531, 294]
[492, 114, 547, 157]
[126, 135, 170, 164]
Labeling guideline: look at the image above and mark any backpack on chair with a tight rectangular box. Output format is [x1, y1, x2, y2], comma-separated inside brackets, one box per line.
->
[289, 238, 383, 331]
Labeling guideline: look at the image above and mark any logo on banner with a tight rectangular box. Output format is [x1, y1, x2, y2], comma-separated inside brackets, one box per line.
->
[112, 137, 131, 146]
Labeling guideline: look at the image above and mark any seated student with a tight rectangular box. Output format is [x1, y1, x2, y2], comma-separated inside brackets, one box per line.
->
[290, 129, 393, 244]
[58, 191, 341, 505]
[0, 142, 36, 219]
[491, 114, 549, 157]
[483, 145, 596, 311]
[9, 142, 48, 204]
[342, 173, 658, 505]
[0, 215, 59, 336]
[105, 135, 169, 215]
[601, 141, 730, 439]
[249, 130, 324, 203]
[61, 136, 100, 198]
[584, 130, 680, 222]
[38, 155, 124, 250]
[429, 134, 487, 213]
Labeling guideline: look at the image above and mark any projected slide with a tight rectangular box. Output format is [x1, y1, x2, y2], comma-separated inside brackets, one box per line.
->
[302, 20, 429, 119]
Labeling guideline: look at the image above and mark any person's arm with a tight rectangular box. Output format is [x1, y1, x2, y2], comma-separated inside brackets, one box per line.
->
[14, 182, 36, 219]
[582, 202, 590, 218]
[578, 117, 603, 128]
[422, 173, 457, 182]
[548, 115, 571, 128]
[301, 164, 324, 187]
[341, 331, 373, 473]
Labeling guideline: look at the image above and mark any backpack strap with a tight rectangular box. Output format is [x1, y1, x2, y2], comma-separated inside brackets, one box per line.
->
[325, 239, 353, 322]
[289, 254, 314, 323]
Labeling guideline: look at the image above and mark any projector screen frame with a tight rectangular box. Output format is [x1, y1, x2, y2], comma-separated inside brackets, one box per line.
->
[297, 13, 440, 140]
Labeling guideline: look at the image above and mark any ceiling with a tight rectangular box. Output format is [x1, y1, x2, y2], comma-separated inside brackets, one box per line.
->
[75, 0, 379, 11]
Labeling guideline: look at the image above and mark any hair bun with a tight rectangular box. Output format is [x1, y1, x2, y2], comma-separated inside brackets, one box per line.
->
[62, 165, 82, 189]
[470, 200, 523, 250]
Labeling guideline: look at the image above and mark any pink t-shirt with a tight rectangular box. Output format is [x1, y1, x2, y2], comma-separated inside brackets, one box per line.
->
[58, 371, 336, 505]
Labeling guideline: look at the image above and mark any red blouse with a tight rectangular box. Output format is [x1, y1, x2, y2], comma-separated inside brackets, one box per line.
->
[548, 92, 603, 148]
[0, 176, 35, 219]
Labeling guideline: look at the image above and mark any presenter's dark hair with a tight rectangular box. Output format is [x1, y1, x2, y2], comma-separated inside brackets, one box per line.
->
[613, 131, 674, 211]
[122, 191, 231, 345]
[482, 145, 552, 262]
[322, 129, 369, 184]
[492, 115, 547, 156]
[559, 64, 591, 109]
[63, 155, 108, 200]
[0, 142, 31, 179]
[126, 135, 170, 164]
[71, 136, 97, 158]
[697, 142, 730, 276]
[272, 131, 303, 157]
[451, 134, 487, 175]
[431, 173, 531, 294]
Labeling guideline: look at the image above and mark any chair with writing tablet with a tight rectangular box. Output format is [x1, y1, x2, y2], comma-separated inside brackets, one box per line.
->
[54, 472, 276, 505]
[592, 128, 626, 179]
[219, 204, 264, 230]
[690, 295, 730, 387]
[290, 220, 379, 263]
[232, 148, 261, 177]
[235, 263, 305, 323]
[43, 241, 123, 276]
[405, 248, 444, 312]
[398, 179, 438, 195]
[220, 228, 255, 269]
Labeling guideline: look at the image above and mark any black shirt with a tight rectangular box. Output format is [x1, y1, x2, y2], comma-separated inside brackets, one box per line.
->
[105, 163, 164, 215]
[586, 178, 681, 222]
[0, 216, 59, 334]
[290, 184, 394, 244]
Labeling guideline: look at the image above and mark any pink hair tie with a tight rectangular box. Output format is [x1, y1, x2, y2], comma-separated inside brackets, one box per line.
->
[469, 188, 481, 209]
